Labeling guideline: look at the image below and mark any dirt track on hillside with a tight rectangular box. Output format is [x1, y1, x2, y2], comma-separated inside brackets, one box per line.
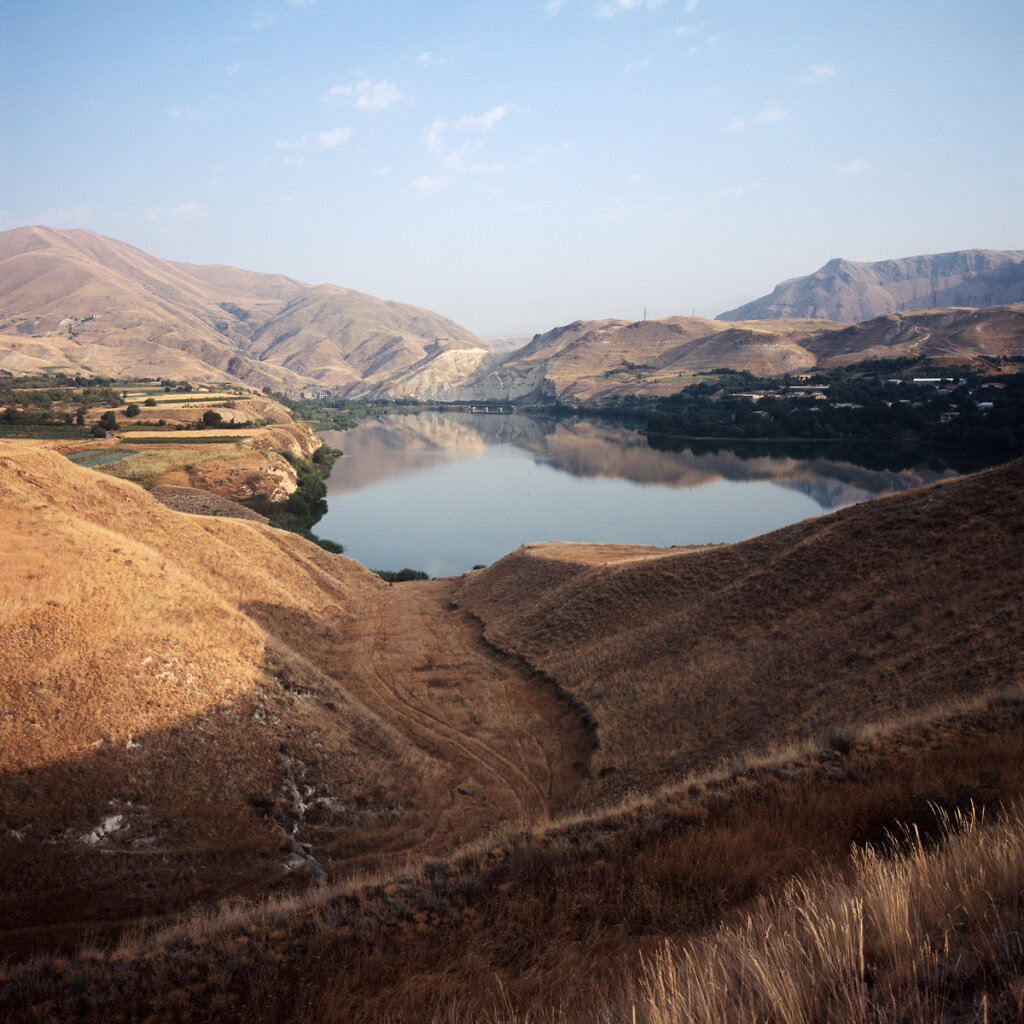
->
[347, 579, 593, 849]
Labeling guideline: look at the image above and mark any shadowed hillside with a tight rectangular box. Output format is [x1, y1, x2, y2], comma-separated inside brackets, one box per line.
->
[0, 444, 588, 957]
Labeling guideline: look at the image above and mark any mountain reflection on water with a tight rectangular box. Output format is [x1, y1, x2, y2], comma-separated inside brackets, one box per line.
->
[317, 413, 986, 576]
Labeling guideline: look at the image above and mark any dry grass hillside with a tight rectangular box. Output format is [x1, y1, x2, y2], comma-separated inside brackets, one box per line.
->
[456, 458, 1023, 796]
[0, 445, 589, 959]
[2, 447, 1024, 1021]
[0, 226, 487, 394]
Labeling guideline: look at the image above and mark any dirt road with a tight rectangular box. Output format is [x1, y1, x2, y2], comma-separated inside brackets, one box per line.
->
[350, 578, 593, 849]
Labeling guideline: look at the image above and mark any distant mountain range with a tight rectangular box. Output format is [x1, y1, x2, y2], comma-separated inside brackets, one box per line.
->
[2, 228, 1022, 397]
[0, 226, 488, 393]
[718, 249, 1024, 322]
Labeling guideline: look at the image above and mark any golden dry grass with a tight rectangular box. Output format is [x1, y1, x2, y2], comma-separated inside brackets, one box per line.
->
[2, 444, 1024, 1022]
[4, 691, 1024, 1022]
[0, 443, 589, 959]
[456, 459, 1024, 799]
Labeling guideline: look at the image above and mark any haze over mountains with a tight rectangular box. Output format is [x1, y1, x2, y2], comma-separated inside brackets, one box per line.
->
[2, 227, 1022, 400]
[719, 249, 1024, 322]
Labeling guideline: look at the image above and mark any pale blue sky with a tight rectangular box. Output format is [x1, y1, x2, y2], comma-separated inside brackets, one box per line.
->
[3, 1, 1022, 334]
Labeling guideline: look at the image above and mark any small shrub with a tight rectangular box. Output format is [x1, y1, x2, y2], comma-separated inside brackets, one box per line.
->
[374, 568, 430, 582]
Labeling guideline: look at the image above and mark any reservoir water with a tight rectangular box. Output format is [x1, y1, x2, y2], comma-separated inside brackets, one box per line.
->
[317, 412, 979, 577]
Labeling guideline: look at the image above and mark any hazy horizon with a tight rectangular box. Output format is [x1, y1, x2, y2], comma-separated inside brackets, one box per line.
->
[6, 1, 1023, 336]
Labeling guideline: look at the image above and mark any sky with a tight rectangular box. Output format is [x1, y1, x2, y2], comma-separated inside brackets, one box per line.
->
[3, 0, 1023, 336]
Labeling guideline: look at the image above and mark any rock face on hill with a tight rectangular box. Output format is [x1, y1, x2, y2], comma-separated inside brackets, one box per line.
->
[0, 226, 488, 394]
[719, 249, 1024, 322]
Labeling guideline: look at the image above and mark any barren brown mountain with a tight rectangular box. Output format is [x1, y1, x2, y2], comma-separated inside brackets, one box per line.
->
[0, 226, 487, 393]
[5, 228, 1024, 401]
[719, 248, 1024, 322]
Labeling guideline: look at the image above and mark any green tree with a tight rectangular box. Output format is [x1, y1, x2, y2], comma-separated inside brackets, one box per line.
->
[202, 409, 224, 427]
[125, 403, 140, 418]
[99, 410, 117, 431]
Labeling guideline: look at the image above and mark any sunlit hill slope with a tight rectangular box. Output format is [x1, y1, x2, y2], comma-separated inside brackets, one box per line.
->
[0, 226, 488, 393]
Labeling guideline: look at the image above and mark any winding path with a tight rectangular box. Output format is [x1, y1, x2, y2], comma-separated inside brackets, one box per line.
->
[351, 578, 591, 845]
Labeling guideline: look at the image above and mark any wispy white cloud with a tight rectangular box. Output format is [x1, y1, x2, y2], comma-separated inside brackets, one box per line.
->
[624, 56, 652, 72]
[595, 0, 666, 18]
[684, 0, 700, 11]
[373, 166, 391, 176]
[145, 201, 205, 222]
[251, 1, 314, 30]
[326, 79, 406, 112]
[799, 63, 838, 85]
[837, 158, 869, 176]
[410, 175, 450, 197]
[417, 51, 452, 67]
[315, 127, 353, 148]
[469, 160, 515, 174]
[443, 144, 471, 171]
[544, 0, 566, 15]
[276, 126, 354, 150]
[250, 9, 277, 30]
[727, 103, 786, 131]
[709, 182, 763, 199]
[226, 63, 246, 76]
[425, 118, 448, 154]
[170, 200, 205, 221]
[457, 104, 515, 131]
[537, 140, 574, 155]
[424, 105, 516, 172]
[166, 105, 199, 120]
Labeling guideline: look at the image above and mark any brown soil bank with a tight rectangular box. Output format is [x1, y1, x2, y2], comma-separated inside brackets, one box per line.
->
[455, 458, 1024, 800]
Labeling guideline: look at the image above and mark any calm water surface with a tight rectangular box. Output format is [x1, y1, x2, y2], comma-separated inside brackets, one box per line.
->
[318, 413, 968, 577]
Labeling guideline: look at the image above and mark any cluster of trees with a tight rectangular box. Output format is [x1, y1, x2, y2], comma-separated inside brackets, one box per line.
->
[0, 373, 121, 420]
[645, 367, 1024, 452]
[240, 444, 344, 554]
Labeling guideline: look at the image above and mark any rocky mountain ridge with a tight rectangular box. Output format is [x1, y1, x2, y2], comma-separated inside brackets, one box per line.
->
[719, 248, 1024, 322]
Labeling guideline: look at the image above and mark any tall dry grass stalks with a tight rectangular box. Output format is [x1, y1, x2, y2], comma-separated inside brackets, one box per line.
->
[634, 803, 1024, 1024]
